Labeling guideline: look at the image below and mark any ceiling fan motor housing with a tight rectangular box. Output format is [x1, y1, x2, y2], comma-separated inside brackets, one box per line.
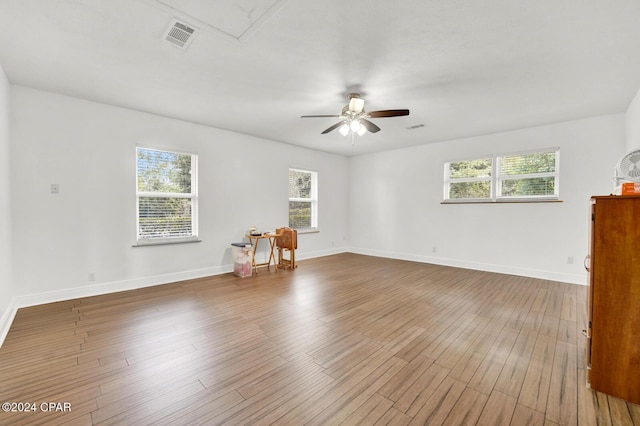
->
[347, 93, 365, 114]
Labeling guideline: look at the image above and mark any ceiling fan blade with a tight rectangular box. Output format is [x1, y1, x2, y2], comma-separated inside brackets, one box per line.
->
[321, 121, 346, 134]
[360, 119, 381, 133]
[301, 114, 342, 118]
[367, 109, 410, 118]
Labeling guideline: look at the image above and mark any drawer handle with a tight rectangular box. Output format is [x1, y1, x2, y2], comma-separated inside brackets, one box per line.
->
[584, 255, 590, 272]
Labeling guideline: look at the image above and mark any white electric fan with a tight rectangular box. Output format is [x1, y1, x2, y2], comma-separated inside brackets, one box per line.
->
[613, 149, 640, 193]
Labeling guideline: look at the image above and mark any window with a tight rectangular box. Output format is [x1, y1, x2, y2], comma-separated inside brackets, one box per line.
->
[445, 157, 493, 200]
[288, 168, 317, 230]
[444, 148, 559, 202]
[136, 147, 198, 243]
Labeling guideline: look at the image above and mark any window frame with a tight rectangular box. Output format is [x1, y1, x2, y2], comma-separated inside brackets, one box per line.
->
[135, 146, 199, 246]
[288, 167, 318, 231]
[443, 155, 495, 202]
[443, 147, 560, 203]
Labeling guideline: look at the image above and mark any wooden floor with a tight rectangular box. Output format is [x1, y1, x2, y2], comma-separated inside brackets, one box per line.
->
[0, 253, 638, 426]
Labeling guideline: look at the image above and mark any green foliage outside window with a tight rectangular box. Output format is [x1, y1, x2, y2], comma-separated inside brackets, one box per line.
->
[501, 177, 555, 197]
[445, 150, 558, 201]
[447, 158, 492, 199]
[289, 201, 311, 229]
[137, 148, 196, 240]
[449, 181, 491, 199]
[499, 152, 556, 197]
[449, 158, 492, 179]
[288, 169, 316, 230]
[137, 149, 192, 193]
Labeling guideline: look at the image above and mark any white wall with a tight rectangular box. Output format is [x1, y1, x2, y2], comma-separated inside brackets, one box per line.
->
[626, 87, 640, 152]
[349, 114, 626, 284]
[0, 64, 13, 340]
[9, 86, 348, 305]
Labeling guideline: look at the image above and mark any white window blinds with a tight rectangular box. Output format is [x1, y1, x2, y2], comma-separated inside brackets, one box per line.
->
[288, 168, 318, 230]
[497, 150, 558, 199]
[444, 148, 559, 202]
[136, 147, 198, 242]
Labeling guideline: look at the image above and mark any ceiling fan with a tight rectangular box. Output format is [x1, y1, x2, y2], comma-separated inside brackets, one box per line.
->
[301, 93, 409, 137]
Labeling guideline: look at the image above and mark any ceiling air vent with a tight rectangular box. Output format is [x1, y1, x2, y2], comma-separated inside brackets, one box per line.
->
[406, 124, 425, 130]
[163, 19, 196, 49]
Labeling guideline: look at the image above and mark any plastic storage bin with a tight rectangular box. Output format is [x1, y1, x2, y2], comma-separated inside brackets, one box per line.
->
[231, 242, 253, 277]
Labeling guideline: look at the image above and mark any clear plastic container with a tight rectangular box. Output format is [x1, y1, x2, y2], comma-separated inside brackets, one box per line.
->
[231, 243, 253, 277]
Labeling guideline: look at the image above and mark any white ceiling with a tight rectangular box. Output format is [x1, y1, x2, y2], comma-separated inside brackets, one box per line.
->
[1, 0, 640, 156]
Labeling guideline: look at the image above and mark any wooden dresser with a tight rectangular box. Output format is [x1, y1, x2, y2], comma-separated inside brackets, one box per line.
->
[586, 195, 640, 404]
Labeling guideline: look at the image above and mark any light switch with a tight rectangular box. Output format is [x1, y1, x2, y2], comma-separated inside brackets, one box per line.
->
[51, 184, 59, 194]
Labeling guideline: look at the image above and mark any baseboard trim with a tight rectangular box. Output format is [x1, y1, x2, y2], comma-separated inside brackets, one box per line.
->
[13, 266, 230, 308]
[297, 247, 348, 261]
[348, 247, 587, 285]
[0, 298, 18, 349]
[0, 247, 350, 348]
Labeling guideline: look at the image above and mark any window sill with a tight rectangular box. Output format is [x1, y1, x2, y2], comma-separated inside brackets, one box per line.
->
[133, 238, 202, 247]
[441, 198, 562, 204]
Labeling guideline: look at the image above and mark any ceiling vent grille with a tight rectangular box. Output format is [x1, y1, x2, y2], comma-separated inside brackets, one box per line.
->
[164, 19, 196, 49]
[406, 124, 425, 130]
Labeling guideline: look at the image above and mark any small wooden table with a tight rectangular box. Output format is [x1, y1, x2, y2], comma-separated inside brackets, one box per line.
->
[246, 233, 280, 274]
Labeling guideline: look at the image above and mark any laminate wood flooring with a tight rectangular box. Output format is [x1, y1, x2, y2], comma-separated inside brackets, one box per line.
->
[0, 253, 638, 425]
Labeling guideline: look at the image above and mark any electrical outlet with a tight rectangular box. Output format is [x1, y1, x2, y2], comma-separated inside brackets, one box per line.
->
[567, 256, 574, 264]
[432, 247, 437, 253]
[88, 272, 96, 281]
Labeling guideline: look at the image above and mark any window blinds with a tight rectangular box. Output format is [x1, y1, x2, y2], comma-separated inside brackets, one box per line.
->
[136, 148, 197, 241]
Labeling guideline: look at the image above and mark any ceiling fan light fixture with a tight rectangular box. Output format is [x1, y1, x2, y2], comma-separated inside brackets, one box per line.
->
[357, 124, 368, 136]
[350, 120, 362, 132]
[339, 123, 350, 136]
[348, 97, 365, 113]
